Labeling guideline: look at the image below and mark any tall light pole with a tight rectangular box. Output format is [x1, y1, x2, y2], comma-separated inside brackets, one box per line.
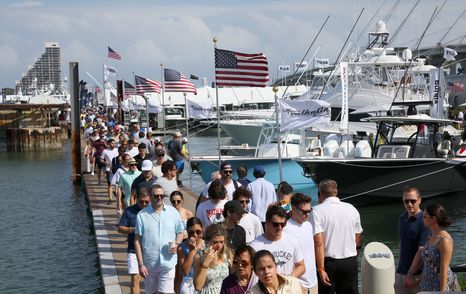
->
[273, 86, 283, 183]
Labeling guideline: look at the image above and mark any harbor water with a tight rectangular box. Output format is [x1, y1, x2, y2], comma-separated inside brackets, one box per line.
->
[0, 142, 102, 293]
[0, 131, 464, 293]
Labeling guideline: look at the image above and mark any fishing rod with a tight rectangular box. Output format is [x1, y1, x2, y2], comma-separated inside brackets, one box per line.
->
[280, 15, 330, 99]
[388, 6, 439, 112]
[316, 8, 365, 99]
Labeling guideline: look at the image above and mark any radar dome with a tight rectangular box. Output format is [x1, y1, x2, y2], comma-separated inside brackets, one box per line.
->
[376, 21, 388, 33]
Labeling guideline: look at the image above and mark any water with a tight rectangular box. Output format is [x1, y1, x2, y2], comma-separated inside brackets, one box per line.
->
[185, 131, 466, 269]
[0, 142, 102, 293]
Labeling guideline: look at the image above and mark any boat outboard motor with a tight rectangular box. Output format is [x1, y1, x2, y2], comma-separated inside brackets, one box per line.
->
[361, 242, 395, 294]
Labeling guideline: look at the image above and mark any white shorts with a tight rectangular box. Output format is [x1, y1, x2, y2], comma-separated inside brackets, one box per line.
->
[127, 253, 139, 275]
[145, 265, 175, 294]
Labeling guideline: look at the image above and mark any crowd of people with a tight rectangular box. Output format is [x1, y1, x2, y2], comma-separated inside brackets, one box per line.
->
[82, 110, 460, 294]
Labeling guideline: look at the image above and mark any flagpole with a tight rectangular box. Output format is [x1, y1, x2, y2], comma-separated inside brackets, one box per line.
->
[273, 86, 283, 183]
[102, 64, 106, 110]
[213, 37, 222, 169]
[184, 92, 192, 189]
[160, 64, 167, 141]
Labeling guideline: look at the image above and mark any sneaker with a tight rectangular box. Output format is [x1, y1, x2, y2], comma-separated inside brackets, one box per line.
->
[91, 172, 95, 176]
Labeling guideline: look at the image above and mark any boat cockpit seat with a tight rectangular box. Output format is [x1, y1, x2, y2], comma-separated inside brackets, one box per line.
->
[339, 140, 355, 157]
[354, 140, 372, 158]
[323, 140, 340, 158]
[437, 140, 451, 158]
[383, 152, 396, 158]
[376, 145, 411, 159]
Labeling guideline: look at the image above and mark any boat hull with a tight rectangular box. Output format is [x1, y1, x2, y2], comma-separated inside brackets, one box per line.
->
[295, 158, 466, 206]
[190, 156, 315, 192]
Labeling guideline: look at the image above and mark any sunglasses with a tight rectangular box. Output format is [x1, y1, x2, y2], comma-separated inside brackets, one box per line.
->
[171, 200, 182, 205]
[188, 229, 203, 235]
[222, 170, 233, 174]
[152, 194, 165, 198]
[403, 199, 418, 205]
[270, 221, 287, 228]
[233, 260, 250, 267]
[239, 200, 250, 205]
[296, 206, 313, 216]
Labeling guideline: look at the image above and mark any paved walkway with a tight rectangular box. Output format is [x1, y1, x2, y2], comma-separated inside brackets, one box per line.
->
[82, 171, 198, 293]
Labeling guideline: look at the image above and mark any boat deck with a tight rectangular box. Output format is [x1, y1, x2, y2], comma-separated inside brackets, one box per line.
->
[82, 161, 197, 293]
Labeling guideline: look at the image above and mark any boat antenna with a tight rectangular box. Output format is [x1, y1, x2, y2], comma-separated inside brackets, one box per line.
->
[316, 8, 365, 100]
[280, 15, 330, 99]
[352, 0, 389, 60]
[388, 6, 439, 112]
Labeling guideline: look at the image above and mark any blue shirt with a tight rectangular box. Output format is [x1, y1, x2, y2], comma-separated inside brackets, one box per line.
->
[135, 205, 184, 269]
[118, 204, 142, 253]
[396, 211, 430, 274]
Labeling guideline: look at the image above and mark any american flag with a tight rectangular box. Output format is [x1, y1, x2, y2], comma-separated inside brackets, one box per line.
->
[107, 47, 121, 60]
[447, 81, 465, 92]
[124, 81, 136, 98]
[135, 75, 161, 95]
[215, 48, 269, 87]
[164, 68, 197, 94]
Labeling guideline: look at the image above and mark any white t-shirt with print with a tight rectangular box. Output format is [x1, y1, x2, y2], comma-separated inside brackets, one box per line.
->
[250, 232, 304, 276]
[195, 199, 228, 228]
[239, 212, 264, 244]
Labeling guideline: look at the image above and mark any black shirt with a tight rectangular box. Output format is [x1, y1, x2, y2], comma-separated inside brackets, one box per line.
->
[226, 224, 246, 251]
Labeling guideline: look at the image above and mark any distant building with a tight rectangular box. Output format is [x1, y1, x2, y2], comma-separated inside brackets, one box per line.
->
[16, 42, 61, 95]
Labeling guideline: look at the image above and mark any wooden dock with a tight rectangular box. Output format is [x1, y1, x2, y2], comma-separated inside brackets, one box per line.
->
[82, 169, 198, 293]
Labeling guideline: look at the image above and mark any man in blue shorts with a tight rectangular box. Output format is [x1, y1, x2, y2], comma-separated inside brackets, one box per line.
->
[118, 188, 151, 294]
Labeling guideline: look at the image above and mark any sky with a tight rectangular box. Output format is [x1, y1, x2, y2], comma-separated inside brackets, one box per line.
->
[0, 0, 464, 89]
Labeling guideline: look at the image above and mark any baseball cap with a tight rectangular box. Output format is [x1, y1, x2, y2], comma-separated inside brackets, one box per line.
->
[224, 200, 248, 215]
[128, 158, 137, 165]
[182, 137, 188, 143]
[141, 160, 153, 171]
[220, 162, 232, 171]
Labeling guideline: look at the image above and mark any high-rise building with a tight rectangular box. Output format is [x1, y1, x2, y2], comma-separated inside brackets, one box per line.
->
[16, 42, 61, 95]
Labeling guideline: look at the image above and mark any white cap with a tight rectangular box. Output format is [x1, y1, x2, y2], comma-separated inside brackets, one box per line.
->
[182, 137, 188, 143]
[154, 136, 161, 142]
[141, 160, 153, 171]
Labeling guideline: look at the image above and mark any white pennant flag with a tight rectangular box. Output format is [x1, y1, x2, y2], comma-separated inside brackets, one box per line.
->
[279, 99, 331, 131]
[187, 99, 215, 119]
[429, 68, 445, 118]
[314, 58, 330, 68]
[443, 47, 457, 61]
[278, 65, 291, 72]
[104, 64, 118, 76]
[295, 61, 308, 71]
[340, 62, 349, 134]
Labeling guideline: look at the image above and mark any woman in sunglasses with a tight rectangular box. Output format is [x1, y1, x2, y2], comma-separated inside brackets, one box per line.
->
[405, 204, 459, 292]
[177, 217, 205, 294]
[194, 224, 233, 293]
[220, 244, 258, 294]
[247, 250, 304, 294]
[171, 191, 193, 237]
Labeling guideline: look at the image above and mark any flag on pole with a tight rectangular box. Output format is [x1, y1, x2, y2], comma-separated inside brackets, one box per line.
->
[443, 47, 457, 61]
[124, 81, 136, 98]
[187, 99, 215, 119]
[340, 62, 349, 134]
[314, 58, 330, 68]
[164, 68, 197, 94]
[278, 65, 291, 72]
[104, 64, 117, 76]
[295, 61, 308, 71]
[107, 47, 121, 60]
[135, 75, 161, 95]
[215, 48, 269, 87]
[279, 99, 331, 131]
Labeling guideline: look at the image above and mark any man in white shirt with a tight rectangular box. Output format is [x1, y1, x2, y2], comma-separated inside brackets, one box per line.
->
[247, 165, 277, 225]
[100, 138, 119, 204]
[311, 179, 363, 294]
[250, 205, 305, 278]
[154, 160, 178, 206]
[233, 187, 263, 244]
[284, 193, 318, 293]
